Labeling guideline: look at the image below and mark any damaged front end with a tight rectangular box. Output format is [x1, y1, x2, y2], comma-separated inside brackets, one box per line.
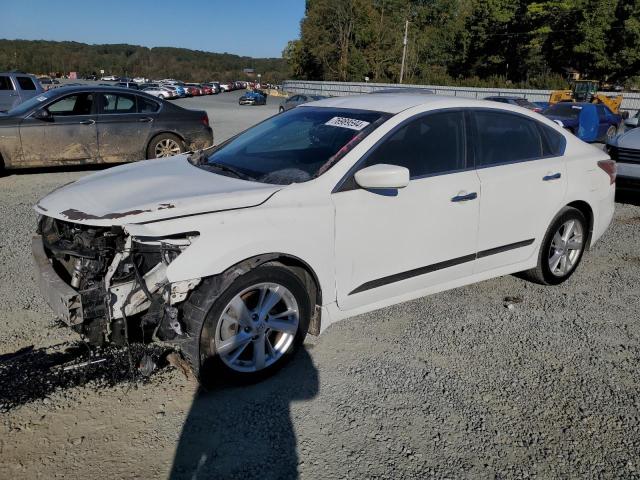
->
[33, 216, 200, 346]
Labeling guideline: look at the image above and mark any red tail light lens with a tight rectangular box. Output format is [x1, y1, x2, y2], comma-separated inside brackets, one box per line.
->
[201, 114, 209, 127]
[598, 159, 616, 184]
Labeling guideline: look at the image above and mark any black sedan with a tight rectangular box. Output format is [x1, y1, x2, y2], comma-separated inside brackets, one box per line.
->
[0, 86, 213, 169]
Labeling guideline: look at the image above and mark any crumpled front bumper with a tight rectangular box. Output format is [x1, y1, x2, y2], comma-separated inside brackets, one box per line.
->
[32, 235, 84, 325]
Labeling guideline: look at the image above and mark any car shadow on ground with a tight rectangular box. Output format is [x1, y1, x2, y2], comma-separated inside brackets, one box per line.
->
[170, 347, 318, 480]
[616, 191, 640, 207]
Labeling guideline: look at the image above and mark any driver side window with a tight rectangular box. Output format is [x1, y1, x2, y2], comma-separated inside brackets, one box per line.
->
[47, 93, 94, 116]
[359, 110, 467, 179]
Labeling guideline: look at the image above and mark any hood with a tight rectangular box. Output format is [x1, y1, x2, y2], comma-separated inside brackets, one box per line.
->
[34, 155, 282, 226]
[608, 125, 640, 148]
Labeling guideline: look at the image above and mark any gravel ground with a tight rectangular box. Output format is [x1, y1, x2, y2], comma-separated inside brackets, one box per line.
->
[0, 92, 639, 479]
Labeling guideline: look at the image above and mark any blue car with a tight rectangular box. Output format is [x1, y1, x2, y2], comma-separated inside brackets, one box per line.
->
[239, 90, 267, 106]
[543, 102, 622, 142]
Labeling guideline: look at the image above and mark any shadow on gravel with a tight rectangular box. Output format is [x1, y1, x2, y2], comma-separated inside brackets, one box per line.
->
[0, 342, 168, 412]
[616, 191, 640, 207]
[170, 348, 318, 480]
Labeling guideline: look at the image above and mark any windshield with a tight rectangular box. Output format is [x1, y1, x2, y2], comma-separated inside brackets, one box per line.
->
[197, 107, 389, 184]
[543, 103, 582, 119]
[7, 90, 56, 115]
[515, 98, 537, 109]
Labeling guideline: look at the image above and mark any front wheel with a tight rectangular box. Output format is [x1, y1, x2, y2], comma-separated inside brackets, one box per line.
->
[520, 206, 587, 285]
[184, 266, 310, 385]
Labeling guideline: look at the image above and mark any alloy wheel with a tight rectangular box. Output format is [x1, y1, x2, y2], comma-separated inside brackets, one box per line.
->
[213, 282, 300, 373]
[154, 138, 182, 158]
[548, 219, 584, 277]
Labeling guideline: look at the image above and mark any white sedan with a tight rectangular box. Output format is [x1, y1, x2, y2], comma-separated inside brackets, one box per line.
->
[141, 86, 173, 99]
[32, 94, 615, 384]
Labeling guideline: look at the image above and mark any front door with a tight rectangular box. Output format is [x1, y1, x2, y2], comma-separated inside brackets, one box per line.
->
[96, 92, 156, 162]
[19, 92, 98, 165]
[332, 110, 480, 311]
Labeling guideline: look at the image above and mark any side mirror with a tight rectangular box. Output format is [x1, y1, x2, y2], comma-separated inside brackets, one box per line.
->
[354, 164, 410, 190]
[33, 108, 52, 121]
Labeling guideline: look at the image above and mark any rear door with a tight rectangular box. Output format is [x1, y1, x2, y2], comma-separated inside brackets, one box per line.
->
[19, 92, 98, 165]
[0, 75, 18, 111]
[96, 92, 158, 161]
[471, 109, 567, 273]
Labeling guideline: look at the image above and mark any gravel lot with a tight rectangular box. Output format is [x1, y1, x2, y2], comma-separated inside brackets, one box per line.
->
[1, 91, 640, 479]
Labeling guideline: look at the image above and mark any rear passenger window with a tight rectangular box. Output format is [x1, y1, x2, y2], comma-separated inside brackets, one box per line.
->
[16, 77, 36, 90]
[100, 93, 136, 114]
[474, 111, 543, 166]
[138, 97, 159, 113]
[0, 76, 14, 90]
[362, 110, 466, 178]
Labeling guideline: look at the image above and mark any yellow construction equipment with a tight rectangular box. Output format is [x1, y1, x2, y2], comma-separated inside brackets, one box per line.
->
[549, 80, 623, 114]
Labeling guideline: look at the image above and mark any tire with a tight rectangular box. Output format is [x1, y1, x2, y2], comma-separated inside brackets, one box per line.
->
[146, 133, 184, 159]
[606, 125, 617, 141]
[520, 206, 587, 285]
[182, 266, 310, 386]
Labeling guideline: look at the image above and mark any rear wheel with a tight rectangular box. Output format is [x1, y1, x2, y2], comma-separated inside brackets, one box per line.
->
[147, 133, 184, 159]
[520, 207, 587, 285]
[183, 266, 310, 385]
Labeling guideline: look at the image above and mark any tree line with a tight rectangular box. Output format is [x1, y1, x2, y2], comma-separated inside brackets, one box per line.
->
[284, 0, 640, 89]
[0, 39, 289, 82]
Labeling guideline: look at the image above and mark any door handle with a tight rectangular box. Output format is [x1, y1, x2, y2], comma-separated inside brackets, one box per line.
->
[451, 192, 478, 202]
[543, 172, 561, 181]
[79, 119, 95, 125]
[138, 117, 153, 122]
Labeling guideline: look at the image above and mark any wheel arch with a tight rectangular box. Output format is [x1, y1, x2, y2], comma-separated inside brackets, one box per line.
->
[194, 252, 324, 335]
[566, 200, 594, 249]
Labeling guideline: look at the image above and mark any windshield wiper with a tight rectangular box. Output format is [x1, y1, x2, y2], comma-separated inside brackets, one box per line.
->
[207, 161, 254, 181]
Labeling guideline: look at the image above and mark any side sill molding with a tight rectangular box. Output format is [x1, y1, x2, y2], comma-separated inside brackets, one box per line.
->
[348, 238, 535, 295]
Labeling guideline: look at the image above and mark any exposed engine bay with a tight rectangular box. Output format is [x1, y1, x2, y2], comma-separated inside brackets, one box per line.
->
[38, 216, 201, 345]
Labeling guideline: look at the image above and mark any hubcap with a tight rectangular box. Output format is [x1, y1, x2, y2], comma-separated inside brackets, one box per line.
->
[548, 219, 584, 277]
[154, 138, 181, 158]
[213, 282, 299, 373]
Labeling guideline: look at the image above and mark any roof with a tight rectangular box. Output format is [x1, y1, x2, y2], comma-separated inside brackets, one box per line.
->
[302, 93, 493, 114]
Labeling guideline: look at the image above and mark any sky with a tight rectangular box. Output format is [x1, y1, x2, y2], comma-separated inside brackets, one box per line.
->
[3, 0, 305, 58]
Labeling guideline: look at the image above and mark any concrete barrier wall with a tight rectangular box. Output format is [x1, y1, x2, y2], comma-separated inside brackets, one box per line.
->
[283, 80, 640, 114]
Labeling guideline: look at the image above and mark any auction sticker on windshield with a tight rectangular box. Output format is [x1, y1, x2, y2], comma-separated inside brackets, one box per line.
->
[325, 117, 370, 131]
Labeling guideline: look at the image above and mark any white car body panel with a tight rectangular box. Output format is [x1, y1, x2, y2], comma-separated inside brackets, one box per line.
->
[34, 94, 616, 335]
[34, 155, 282, 226]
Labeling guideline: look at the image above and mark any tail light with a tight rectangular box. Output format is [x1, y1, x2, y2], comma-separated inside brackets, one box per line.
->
[597, 159, 616, 184]
[201, 114, 210, 127]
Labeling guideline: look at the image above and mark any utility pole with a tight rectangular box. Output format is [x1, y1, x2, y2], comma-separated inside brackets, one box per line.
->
[399, 20, 409, 84]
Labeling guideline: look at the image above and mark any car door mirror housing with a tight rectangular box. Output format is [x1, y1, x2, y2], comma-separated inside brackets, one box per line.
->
[354, 164, 410, 190]
[33, 108, 52, 121]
